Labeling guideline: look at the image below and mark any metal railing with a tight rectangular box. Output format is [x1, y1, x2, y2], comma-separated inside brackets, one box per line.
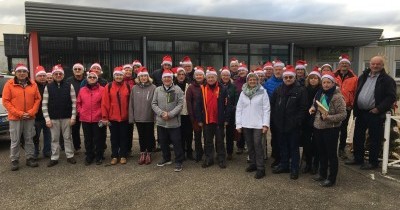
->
[382, 112, 400, 174]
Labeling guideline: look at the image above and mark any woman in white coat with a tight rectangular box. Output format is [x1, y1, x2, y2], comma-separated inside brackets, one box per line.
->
[236, 73, 270, 179]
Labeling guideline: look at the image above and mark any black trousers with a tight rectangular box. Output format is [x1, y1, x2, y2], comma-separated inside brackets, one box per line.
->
[127, 123, 134, 152]
[71, 115, 82, 150]
[82, 122, 106, 161]
[301, 125, 318, 168]
[270, 123, 280, 161]
[180, 115, 193, 156]
[158, 126, 184, 164]
[204, 124, 226, 163]
[109, 121, 129, 158]
[314, 127, 340, 183]
[353, 110, 384, 166]
[136, 122, 155, 152]
[193, 124, 204, 159]
[226, 116, 235, 155]
[339, 109, 352, 151]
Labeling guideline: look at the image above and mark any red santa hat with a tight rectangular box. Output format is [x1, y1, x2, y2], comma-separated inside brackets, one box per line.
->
[295, 60, 308, 70]
[308, 66, 321, 78]
[321, 72, 336, 83]
[176, 67, 185, 74]
[194, 66, 205, 76]
[219, 66, 230, 76]
[123, 64, 133, 69]
[320, 63, 333, 72]
[162, 69, 174, 78]
[46, 71, 52, 77]
[15, 63, 29, 72]
[137, 67, 149, 77]
[254, 67, 265, 76]
[180, 56, 192, 66]
[52, 64, 64, 74]
[238, 62, 248, 72]
[132, 60, 142, 67]
[206, 67, 218, 77]
[90, 63, 103, 74]
[263, 61, 273, 70]
[113, 66, 124, 76]
[230, 57, 239, 67]
[87, 70, 98, 80]
[161, 55, 173, 66]
[272, 59, 285, 68]
[282, 65, 296, 77]
[35, 65, 46, 77]
[339, 54, 351, 65]
[72, 63, 84, 70]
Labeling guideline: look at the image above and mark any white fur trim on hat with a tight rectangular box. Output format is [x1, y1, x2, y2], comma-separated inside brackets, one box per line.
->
[282, 71, 296, 77]
[123, 64, 133, 69]
[321, 74, 336, 83]
[308, 71, 321, 78]
[295, 64, 307, 70]
[90, 63, 102, 70]
[273, 61, 285, 68]
[339, 58, 351, 65]
[72, 63, 84, 70]
[137, 71, 149, 77]
[220, 69, 231, 75]
[15, 65, 28, 72]
[321, 64, 333, 70]
[161, 61, 172, 66]
[35, 70, 46, 77]
[206, 70, 218, 77]
[230, 60, 239, 66]
[87, 72, 98, 79]
[132, 61, 142, 67]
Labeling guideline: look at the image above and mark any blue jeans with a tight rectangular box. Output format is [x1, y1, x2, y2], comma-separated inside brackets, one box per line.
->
[278, 130, 300, 172]
[33, 119, 51, 157]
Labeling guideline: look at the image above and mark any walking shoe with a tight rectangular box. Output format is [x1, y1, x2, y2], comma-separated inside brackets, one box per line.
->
[110, 158, 118, 165]
[246, 164, 257, 172]
[26, 158, 39, 167]
[138, 152, 146, 165]
[11, 160, 19, 171]
[96, 159, 103, 165]
[218, 161, 227, 169]
[255, 170, 266, 179]
[320, 180, 335, 187]
[120, 157, 127, 164]
[174, 163, 183, 172]
[47, 160, 59, 167]
[272, 166, 290, 174]
[201, 161, 214, 168]
[236, 148, 244, 155]
[290, 171, 299, 180]
[270, 160, 280, 168]
[67, 157, 77, 164]
[227, 154, 233, 161]
[157, 159, 172, 167]
[145, 153, 152, 165]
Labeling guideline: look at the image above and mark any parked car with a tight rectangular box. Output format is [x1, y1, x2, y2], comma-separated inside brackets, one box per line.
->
[0, 74, 14, 134]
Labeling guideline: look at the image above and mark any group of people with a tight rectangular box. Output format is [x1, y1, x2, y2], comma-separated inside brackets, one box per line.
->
[2, 53, 396, 187]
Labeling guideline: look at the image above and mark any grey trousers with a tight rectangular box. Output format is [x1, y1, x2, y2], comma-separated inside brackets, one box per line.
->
[243, 128, 265, 170]
[50, 119, 74, 160]
[9, 119, 35, 161]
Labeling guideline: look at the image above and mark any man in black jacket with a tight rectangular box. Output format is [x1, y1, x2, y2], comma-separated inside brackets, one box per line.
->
[346, 56, 396, 170]
[271, 65, 308, 180]
[152, 55, 173, 87]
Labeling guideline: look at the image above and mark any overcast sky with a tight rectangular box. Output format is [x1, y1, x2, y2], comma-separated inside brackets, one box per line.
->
[1, 0, 399, 38]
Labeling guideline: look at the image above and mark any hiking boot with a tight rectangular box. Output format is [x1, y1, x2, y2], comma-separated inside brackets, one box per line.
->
[138, 152, 146, 165]
[67, 157, 77, 164]
[218, 161, 227, 169]
[145, 153, 152, 165]
[47, 160, 59, 167]
[11, 160, 19, 171]
[255, 170, 266, 179]
[26, 158, 39, 167]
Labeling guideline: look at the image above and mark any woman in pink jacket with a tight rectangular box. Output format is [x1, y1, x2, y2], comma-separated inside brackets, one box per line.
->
[77, 70, 106, 165]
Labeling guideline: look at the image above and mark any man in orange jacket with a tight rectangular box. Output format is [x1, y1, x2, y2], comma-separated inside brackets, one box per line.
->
[2, 64, 41, 171]
[334, 54, 358, 159]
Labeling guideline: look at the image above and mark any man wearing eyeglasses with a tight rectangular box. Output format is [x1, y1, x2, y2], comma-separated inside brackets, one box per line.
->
[42, 64, 77, 167]
[271, 65, 307, 180]
[66, 63, 85, 152]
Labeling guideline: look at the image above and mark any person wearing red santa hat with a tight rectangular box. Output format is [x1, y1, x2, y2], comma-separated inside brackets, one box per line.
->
[66, 63, 85, 152]
[152, 69, 185, 172]
[77, 70, 106, 165]
[80, 63, 108, 88]
[219, 66, 238, 160]
[33, 65, 52, 159]
[309, 71, 346, 187]
[129, 67, 156, 165]
[300, 66, 322, 174]
[271, 65, 307, 180]
[46, 71, 53, 83]
[186, 66, 205, 162]
[101, 66, 131, 165]
[180, 56, 195, 84]
[132, 59, 142, 78]
[152, 55, 173, 87]
[233, 62, 249, 155]
[229, 57, 240, 80]
[122, 63, 135, 157]
[195, 67, 232, 169]
[254, 67, 266, 85]
[3, 63, 41, 171]
[263, 61, 274, 80]
[295, 60, 308, 86]
[320, 64, 333, 74]
[42, 64, 77, 167]
[332, 54, 358, 159]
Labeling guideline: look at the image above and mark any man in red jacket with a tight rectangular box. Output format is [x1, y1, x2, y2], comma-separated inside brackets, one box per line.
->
[334, 54, 358, 159]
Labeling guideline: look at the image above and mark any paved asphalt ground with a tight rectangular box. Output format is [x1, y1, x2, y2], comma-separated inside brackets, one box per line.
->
[0, 131, 400, 210]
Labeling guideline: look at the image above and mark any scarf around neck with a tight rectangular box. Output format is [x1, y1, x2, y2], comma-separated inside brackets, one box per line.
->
[242, 83, 261, 99]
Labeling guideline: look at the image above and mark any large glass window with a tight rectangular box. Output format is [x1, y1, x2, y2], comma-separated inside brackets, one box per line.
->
[78, 37, 109, 51]
[175, 41, 199, 53]
[229, 44, 248, 54]
[201, 55, 223, 68]
[271, 45, 289, 54]
[147, 41, 172, 52]
[250, 44, 269, 54]
[395, 61, 400, 78]
[202, 42, 223, 53]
